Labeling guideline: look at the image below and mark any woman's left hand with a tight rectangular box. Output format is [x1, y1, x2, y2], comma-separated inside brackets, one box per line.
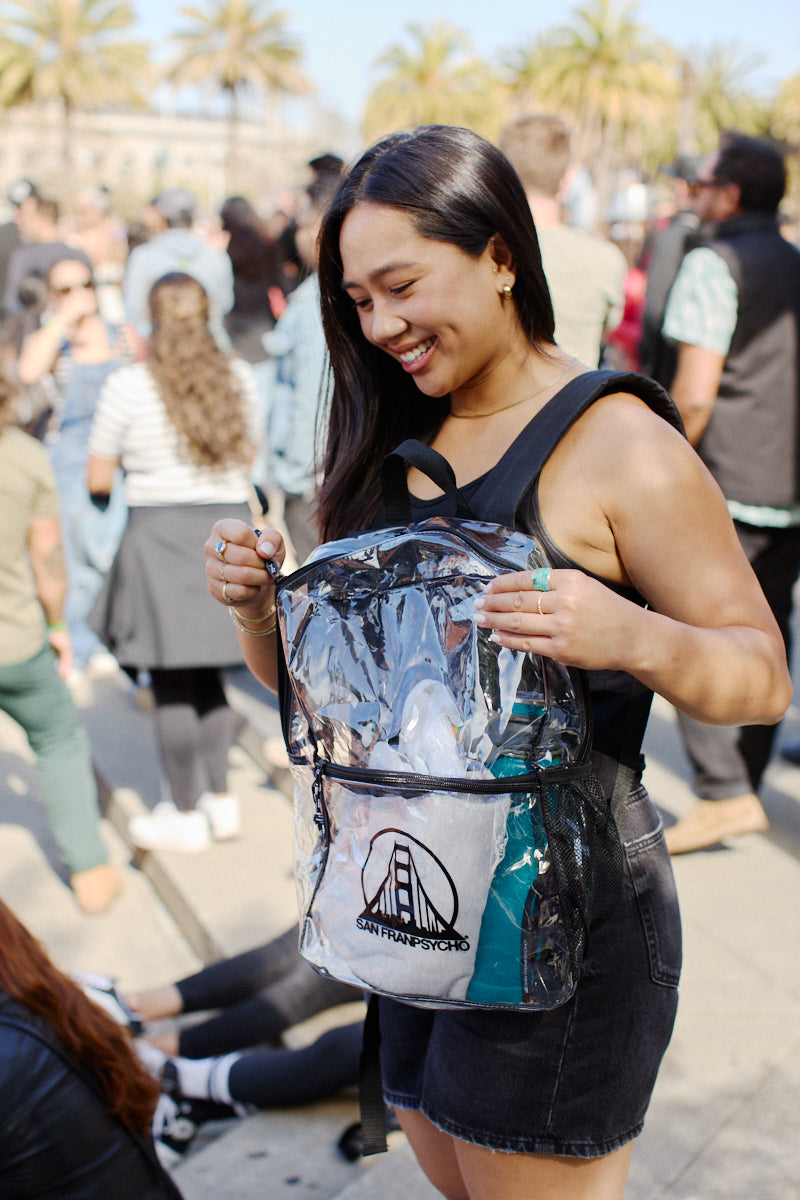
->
[474, 567, 643, 672]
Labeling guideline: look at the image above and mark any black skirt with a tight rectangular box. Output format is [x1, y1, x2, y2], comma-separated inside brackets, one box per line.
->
[90, 503, 250, 670]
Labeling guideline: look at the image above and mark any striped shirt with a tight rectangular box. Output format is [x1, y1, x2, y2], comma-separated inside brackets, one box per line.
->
[89, 359, 260, 506]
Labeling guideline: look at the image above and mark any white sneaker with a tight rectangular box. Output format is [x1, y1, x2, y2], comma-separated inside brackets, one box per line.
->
[128, 802, 212, 854]
[86, 648, 120, 677]
[197, 792, 241, 841]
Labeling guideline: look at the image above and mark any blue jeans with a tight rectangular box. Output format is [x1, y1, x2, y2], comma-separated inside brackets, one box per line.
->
[47, 357, 127, 669]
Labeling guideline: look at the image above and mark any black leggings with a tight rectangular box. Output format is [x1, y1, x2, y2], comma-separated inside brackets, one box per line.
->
[175, 926, 363, 1058]
[227, 1022, 363, 1107]
[149, 667, 238, 811]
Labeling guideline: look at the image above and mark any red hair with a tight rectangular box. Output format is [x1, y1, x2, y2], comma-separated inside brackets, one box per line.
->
[0, 899, 160, 1137]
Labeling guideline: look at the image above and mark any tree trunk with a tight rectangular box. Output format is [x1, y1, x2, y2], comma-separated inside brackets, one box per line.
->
[224, 87, 239, 196]
[61, 92, 75, 196]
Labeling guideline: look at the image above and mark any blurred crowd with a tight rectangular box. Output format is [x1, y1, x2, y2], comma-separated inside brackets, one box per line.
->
[1, 118, 799, 1188]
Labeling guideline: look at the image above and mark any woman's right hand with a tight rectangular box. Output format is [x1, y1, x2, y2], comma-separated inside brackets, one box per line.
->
[204, 520, 286, 618]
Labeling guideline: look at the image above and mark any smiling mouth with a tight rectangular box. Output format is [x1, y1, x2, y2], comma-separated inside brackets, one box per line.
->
[398, 337, 435, 364]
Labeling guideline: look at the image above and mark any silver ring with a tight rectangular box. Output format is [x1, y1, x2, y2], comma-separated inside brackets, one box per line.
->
[537, 593, 545, 616]
[222, 581, 232, 604]
[215, 539, 228, 562]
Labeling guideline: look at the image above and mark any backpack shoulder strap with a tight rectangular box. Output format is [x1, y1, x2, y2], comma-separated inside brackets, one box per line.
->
[472, 369, 684, 527]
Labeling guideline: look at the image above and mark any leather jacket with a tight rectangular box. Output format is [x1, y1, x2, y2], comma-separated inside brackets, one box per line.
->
[0, 990, 183, 1199]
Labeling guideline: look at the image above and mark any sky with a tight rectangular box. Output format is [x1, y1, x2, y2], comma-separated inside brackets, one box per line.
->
[133, 0, 799, 124]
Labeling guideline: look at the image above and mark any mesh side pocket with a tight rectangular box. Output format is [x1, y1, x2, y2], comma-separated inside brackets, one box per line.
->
[538, 771, 624, 980]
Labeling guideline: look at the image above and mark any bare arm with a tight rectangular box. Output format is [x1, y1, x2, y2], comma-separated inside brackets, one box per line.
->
[27, 516, 72, 678]
[87, 452, 121, 497]
[669, 341, 725, 446]
[478, 397, 790, 728]
[17, 288, 99, 384]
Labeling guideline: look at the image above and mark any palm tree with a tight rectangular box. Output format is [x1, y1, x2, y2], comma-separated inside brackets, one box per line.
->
[165, 0, 311, 190]
[514, 0, 676, 219]
[687, 42, 771, 149]
[771, 73, 800, 216]
[773, 73, 800, 139]
[363, 21, 504, 143]
[0, 0, 151, 177]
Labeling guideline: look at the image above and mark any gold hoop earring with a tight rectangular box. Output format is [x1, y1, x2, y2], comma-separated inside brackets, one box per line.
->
[503, 284, 513, 298]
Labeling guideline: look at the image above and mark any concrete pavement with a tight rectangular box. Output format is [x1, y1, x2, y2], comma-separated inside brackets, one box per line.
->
[1, 658, 799, 1199]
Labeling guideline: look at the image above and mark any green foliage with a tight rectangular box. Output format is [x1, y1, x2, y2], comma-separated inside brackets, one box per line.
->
[164, 0, 310, 102]
[362, 21, 507, 144]
[0, 0, 151, 111]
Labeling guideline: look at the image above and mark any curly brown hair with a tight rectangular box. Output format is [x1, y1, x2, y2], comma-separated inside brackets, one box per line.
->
[146, 272, 251, 469]
[0, 898, 160, 1137]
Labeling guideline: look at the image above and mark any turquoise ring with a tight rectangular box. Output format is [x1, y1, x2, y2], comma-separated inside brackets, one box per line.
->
[531, 567, 551, 591]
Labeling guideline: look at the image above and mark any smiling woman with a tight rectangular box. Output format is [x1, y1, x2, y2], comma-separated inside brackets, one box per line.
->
[202, 125, 791, 1200]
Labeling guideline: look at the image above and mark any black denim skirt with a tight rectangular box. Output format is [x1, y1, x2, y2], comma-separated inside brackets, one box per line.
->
[378, 785, 681, 1158]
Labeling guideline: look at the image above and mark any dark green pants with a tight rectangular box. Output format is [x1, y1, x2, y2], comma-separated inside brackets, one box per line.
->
[0, 640, 108, 874]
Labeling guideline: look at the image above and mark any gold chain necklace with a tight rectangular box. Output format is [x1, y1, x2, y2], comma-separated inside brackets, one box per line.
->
[449, 358, 577, 419]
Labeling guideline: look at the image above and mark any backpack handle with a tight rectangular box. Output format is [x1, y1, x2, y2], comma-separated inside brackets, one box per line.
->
[381, 439, 476, 526]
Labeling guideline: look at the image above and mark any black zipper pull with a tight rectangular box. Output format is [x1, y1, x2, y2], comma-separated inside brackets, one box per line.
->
[253, 530, 284, 584]
[312, 755, 326, 832]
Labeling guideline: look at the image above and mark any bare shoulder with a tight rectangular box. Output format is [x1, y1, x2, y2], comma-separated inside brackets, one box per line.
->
[540, 388, 725, 586]
[560, 390, 697, 495]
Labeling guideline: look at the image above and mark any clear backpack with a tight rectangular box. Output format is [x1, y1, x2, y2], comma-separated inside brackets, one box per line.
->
[271, 371, 682, 1013]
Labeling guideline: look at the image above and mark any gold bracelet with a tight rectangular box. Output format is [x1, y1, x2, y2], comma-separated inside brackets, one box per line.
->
[229, 604, 277, 637]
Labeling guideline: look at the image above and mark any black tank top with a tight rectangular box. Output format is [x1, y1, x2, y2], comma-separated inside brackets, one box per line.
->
[408, 471, 653, 778]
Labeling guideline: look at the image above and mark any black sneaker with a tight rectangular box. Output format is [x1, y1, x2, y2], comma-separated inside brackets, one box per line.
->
[153, 1061, 236, 1162]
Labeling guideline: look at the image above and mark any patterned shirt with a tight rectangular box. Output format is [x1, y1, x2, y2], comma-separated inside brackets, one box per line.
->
[662, 247, 738, 356]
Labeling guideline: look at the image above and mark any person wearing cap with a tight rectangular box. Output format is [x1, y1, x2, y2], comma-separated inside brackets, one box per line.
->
[638, 154, 704, 386]
[122, 188, 234, 351]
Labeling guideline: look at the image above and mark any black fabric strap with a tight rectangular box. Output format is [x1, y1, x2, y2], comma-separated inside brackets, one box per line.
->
[471, 369, 684, 527]
[381, 438, 477, 526]
[380, 372, 682, 530]
[358, 993, 388, 1156]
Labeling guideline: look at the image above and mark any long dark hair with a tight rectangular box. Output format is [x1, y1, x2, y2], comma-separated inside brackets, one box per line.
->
[316, 124, 556, 541]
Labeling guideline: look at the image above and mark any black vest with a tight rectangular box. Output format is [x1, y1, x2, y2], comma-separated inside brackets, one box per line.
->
[698, 213, 800, 507]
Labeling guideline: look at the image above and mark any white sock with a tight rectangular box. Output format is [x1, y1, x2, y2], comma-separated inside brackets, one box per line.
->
[208, 1053, 241, 1106]
[172, 1052, 241, 1106]
[171, 1055, 214, 1099]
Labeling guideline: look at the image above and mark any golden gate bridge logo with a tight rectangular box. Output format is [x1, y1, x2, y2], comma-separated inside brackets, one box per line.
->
[358, 829, 469, 952]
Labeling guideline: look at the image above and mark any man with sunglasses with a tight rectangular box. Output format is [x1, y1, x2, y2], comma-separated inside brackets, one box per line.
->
[661, 132, 800, 854]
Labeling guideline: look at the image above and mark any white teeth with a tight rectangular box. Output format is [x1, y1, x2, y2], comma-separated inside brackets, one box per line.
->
[399, 338, 434, 363]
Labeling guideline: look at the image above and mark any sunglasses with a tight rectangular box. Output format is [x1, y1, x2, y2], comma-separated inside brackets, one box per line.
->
[53, 279, 94, 295]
